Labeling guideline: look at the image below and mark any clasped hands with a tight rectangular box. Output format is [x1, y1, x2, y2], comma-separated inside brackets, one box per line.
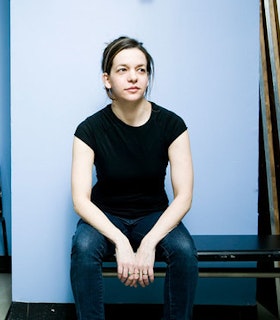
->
[120, 267, 153, 288]
[116, 244, 155, 288]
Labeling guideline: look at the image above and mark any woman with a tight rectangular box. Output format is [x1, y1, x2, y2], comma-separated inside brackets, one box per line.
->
[70, 36, 198, 320]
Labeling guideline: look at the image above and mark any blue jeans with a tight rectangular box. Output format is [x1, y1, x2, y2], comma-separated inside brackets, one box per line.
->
[70, 211, 198, 320]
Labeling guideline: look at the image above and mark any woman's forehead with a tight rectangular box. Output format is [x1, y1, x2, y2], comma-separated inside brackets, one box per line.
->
[113, 48, 147, 66]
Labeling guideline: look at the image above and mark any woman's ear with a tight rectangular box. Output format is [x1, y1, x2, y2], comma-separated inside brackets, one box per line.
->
[102, 73, 111, 89]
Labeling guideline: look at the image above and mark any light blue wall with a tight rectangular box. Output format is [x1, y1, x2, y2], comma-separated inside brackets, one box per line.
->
[0, 0, 11, 256]
[10, 0, 259, 303]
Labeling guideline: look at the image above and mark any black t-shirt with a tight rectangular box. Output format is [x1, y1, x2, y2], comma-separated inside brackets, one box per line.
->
[74, 102, 187, 217]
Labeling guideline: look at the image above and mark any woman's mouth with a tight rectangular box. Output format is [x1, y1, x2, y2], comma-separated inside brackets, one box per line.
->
[125, 86, 140, 93]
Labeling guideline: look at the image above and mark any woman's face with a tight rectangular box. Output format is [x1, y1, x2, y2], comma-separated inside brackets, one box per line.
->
[103, 48, 149, 102]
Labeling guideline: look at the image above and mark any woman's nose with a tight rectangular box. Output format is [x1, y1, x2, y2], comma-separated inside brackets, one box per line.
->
[128, 70, 137, 82]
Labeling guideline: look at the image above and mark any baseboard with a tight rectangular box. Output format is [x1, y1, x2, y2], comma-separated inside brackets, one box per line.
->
[0, 255, 11, 273]
[6, 302, 258, 320]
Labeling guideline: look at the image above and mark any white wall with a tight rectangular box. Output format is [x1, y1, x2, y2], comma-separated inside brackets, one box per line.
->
[11, 0, 259, 303]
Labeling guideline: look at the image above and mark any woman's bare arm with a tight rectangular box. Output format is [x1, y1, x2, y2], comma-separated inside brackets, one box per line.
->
[71, 136, 137, 283]
[135, 130, 194, 286]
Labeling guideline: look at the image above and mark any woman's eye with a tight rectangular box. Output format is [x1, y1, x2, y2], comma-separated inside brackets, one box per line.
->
[138, 68, 146, 73]
[117, 68, 127, 73]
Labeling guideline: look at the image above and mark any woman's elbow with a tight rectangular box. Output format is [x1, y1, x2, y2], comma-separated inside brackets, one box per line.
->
[72, 194, 90, 214]
[175, 191, 193, 212]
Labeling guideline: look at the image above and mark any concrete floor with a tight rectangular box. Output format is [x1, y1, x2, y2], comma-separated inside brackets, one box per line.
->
[0, 273, 11, 320]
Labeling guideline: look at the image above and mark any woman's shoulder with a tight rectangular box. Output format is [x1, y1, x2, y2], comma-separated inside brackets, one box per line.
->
[75, 105, 111, 138]
[74, 105, 112, 149]
[151, 102, 184, 121]
[150, 102, 187, 145]
[80, 104, 111, 125]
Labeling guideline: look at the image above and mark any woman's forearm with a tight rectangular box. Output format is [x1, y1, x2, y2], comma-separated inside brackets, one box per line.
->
[73, 197, 128, 246]
[141, 193, 192, 248]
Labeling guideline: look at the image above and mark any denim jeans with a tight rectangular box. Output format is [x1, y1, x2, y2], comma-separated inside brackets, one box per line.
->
[70, 211, 198, 320]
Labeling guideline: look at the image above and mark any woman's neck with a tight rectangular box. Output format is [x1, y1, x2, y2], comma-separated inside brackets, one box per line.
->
[111, 99, 151, 127]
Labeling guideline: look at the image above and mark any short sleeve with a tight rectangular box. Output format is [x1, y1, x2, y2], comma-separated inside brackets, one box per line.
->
[164, 111, 188, 147]
[74, 116, 97, 151]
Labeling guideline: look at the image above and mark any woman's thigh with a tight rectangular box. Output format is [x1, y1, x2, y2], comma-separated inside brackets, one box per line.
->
[157, 222, 197, 263]
[71, 219, 115, 260]
[129, 213, 197, 262]
[128, 211, 164, 248]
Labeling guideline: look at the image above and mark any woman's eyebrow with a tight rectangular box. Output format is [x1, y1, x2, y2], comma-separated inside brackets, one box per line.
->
[115, 63, 146, 68]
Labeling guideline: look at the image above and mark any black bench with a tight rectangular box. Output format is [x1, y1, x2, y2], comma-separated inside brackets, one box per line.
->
[102, 234, 280, 317]
[102, 235, 280, 278]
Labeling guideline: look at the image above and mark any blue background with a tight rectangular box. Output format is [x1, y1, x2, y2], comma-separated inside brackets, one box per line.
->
[0, 0, 259, 305]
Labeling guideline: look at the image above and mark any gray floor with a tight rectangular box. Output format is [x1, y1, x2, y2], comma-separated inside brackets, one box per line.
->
[0, 273, 11, 320]
[0, 273, 279, 320]
[257, 303, 279, 320]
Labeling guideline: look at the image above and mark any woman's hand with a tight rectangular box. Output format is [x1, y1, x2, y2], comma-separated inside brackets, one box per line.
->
[133, 239, 156, 288]
[115, 239, 138, 287]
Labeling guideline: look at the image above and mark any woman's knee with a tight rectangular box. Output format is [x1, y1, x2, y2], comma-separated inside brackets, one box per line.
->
[160, 224, 198, 265]
[178, 238, 197, 264]
[71, 220, 104, 258]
